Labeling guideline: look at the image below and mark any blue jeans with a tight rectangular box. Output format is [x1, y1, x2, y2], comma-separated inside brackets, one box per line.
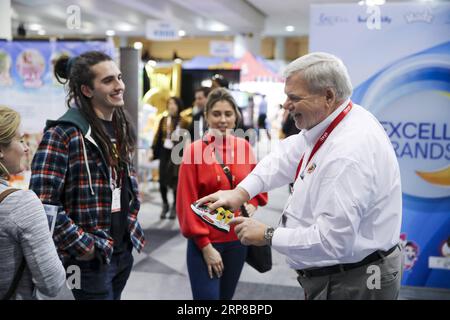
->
[66, 246, 134, 300]
[187, 239, 247, 300]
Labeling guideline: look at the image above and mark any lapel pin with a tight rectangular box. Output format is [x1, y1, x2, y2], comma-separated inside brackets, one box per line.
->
[307, 163, 316, 174]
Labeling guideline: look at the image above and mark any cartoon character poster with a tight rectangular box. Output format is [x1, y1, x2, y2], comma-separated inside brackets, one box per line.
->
[16, 49, 46, 88]
[0, 40, 114, 187]
[0, 40, 114, 134]
[400, 234, 420, 271]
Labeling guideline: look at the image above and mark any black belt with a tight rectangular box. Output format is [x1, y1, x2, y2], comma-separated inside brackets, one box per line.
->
[296, 244, 399, 278]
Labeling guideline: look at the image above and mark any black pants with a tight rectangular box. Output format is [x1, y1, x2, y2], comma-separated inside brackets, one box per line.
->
[159, 147, 178, 206]
[160, 184, 177, 206]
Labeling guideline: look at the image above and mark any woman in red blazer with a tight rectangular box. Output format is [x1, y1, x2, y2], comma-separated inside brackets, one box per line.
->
[176, 88, 268, 300]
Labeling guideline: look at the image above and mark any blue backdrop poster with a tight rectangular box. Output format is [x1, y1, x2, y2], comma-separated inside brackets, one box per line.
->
[310, 3, 450, 289]
[0, 40, 115, 134]
[0, 40, 114, 188]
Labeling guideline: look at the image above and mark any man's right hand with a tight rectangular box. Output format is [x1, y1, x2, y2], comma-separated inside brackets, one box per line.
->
[196, 187, 250, 212]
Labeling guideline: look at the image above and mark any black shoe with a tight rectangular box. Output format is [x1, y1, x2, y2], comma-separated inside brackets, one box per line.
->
[168, 205, 176, 219]
[160, 203, 169, 219]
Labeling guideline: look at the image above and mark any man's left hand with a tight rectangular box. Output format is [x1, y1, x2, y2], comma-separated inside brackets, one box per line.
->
[229, 217, 268, 246]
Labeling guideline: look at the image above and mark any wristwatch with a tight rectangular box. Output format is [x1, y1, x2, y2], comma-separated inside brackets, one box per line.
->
[264, 227, 275, 246]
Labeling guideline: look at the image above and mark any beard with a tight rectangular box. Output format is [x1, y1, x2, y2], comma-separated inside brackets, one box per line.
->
[106, 97, 125, 109]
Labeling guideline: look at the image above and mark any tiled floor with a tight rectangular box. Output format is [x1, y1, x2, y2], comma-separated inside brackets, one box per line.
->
[50, 185, 306, 300]
[127, 185, 450, 300]
[51, 185, 450, 300]
[122, 185, 305, 300]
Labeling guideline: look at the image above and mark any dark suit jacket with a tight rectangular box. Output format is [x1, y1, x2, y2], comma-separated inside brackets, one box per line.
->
[189, 111, 206, 141]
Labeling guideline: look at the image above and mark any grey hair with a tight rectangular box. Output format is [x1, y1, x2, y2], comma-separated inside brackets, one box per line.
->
[283, 52, 353, 101]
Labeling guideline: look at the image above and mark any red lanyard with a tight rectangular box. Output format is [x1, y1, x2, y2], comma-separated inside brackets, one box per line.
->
[295, 101, 353, 181]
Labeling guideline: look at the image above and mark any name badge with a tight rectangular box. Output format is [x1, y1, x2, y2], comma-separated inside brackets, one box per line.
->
[112, 188, 121, 213]
[163, 138, 174, 149]
[278, 194, 293, 227]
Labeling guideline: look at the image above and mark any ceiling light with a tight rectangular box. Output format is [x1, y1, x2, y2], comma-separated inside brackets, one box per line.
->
[365, 0, 386, 5]
[209, 22, 229, 32]
[28, 23, 42, 31]
[116, 23, 134, 32]
[133, 42, 143, 50]
[178, 30, 186, 37]
[285, 25, 295, 32]
[105, 30, 115, 37]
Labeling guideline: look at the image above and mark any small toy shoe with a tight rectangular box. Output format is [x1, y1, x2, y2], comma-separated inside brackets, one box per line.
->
[190, 203, 234, 233]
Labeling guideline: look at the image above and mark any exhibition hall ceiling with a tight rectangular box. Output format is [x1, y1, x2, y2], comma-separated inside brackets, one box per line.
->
[11, 0, 421, 38]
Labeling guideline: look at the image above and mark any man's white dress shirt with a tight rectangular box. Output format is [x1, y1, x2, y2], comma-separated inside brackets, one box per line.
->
[239, 99, 402, 270]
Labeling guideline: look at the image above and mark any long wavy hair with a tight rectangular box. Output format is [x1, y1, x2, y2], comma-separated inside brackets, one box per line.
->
[54, 51, 136, 169]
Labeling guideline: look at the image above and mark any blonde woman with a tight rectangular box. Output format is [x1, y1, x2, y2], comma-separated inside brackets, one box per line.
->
[0, 106, 65, 300]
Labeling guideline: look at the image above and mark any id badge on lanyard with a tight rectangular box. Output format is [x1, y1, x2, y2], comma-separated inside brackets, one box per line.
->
[282, 101, 353, 227]
[163, 138, 174, 149]
[110, 167, 121, 213]
[164, 116, 174, 149]
[279, 158, 307, 227]
[278, 194, 293, 227]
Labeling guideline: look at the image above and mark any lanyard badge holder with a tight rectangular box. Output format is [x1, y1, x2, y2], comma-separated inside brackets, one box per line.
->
[111, 166, 121, 213]
[163, 116, 175, 149]
[281, 101, 353, 227]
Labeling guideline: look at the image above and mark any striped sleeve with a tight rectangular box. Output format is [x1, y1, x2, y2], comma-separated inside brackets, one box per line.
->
[29, 126, 95, 257]
[9, 190, 66, 297]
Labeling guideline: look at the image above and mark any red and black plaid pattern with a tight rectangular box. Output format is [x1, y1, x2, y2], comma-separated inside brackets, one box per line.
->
[30, 124, 145, 264]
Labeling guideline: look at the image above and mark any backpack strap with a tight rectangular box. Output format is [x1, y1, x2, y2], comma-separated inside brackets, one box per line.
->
[0, 188, 20, 203]
[0, 188, 26, 300]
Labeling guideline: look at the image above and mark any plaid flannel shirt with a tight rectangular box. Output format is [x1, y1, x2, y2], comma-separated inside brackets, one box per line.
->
[29, 109, 145, 264]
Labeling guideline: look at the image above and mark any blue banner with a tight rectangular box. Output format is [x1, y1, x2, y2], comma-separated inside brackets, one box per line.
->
[0, 40, 115, 133]
[310, 3, 450, 289]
